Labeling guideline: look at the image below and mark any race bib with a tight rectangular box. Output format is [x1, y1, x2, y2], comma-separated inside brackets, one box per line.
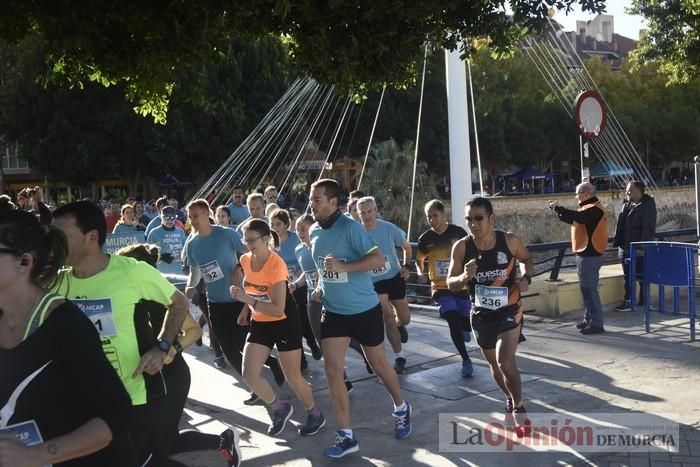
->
[200, 260, 224, 283]
[370, 255, 391, 277]
[475, 285, 508, 310]
[287, 265, 298, 282]
[74, 298, 116, 338]
[0, 420, 44, 446]
[305, 272, 318, 289]
[436, 259, 450, 278]
[318, 257, 348, 283]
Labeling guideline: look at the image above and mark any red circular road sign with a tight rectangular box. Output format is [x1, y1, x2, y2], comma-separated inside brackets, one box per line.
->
[574, 90, 606, 139]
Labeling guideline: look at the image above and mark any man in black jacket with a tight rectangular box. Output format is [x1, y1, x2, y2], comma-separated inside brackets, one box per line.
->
[612, 181, 657, 311]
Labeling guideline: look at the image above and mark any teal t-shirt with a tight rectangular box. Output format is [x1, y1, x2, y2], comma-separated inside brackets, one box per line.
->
[147, 226, 187, 275]
[310, 213, 379, 314]
[112, 223, 141, 236]
[294, 242, 317, 290]
[364, 219, 406, 283]
[226, 203, 250, 226]
[145, 217, 161, 238]
[277, 231, 302, 282]
[186, 226, 245, 303]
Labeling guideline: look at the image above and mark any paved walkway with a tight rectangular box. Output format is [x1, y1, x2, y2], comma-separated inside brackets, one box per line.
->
[172, 306, 700, 466]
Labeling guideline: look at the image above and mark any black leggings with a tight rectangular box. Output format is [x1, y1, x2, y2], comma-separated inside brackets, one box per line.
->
[443, 310, 471, 361]
[293, 286, 320, 351]
[208, 301, 279, 375]
[160, 355, 220, 467]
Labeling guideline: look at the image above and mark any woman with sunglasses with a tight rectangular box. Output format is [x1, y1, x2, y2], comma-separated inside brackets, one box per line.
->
[0, 209, 134, 466]
[446, 197, 534, 436]
[230, 219, 325, 438]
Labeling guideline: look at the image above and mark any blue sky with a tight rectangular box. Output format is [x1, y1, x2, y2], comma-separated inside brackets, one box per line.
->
[552, 0, 647, 40]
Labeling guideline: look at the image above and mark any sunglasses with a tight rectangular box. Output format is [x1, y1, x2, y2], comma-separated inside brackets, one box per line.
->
[162, 216, 177, 221]
[464, 215, 486, 222]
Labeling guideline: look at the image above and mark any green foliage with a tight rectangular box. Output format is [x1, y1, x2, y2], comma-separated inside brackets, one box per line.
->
[629, 0, 700, 84]
[0, 0, 605, 121]
[361, 138, 440, 240]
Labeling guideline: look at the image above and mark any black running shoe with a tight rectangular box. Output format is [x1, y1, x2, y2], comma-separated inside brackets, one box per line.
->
[218, 427, 241, 467]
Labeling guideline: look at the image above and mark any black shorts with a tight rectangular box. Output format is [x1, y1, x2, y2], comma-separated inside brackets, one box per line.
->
[320, 304, 384, 347]
[470, 305, 522, 350]
[247, 304, 302, 352]
[373, 273, 406, 300]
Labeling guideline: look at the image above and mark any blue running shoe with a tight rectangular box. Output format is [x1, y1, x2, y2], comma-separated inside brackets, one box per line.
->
[463, 330, 472, 342]
[393, 402, 412, 439]
[324, 430, 359, 458]
[267, 401, 293, 436]
[299, 411, 326, 436]
[461, 359, 474, 377]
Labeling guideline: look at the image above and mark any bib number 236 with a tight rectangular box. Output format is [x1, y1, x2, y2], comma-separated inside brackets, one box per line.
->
[475, 285, 508, 310]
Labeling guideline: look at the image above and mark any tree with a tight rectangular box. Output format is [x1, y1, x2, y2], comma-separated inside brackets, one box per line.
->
[0, 1, 605, 121]
[629, 0, 700, 84]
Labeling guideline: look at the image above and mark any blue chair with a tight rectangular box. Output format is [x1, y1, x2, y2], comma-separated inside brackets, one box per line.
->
[629, 241, 696, 341]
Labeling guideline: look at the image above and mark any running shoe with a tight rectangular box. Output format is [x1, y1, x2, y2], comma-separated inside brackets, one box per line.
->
[269, 358, 286, 386]
[393, 402, 412, 439]
[267, 401, 293, 436]
[217, 427, 241, 467]
[394, 357, 406, 375]
[513, 405, 532, 437]
[398, 325, 408, 343]
[461, 359, 474, 377]
[299, 410, 326, 436]
[504, 398, 515, 427]
[580, 325, 605, 335]
[243, 392, 260, 406]
[462, 330, 472, 342]
[310, 343, 323, 360]
[324, 430, 359, 458]
[214, 356, 227, 369]
[615, 303, 632, 312]
[575, 320, 589, 330]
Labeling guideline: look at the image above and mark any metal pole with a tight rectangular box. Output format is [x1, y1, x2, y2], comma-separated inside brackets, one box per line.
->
[445, 49, 473, 225]
[695, 155, 700, 237]
[579, 135, 584, 183]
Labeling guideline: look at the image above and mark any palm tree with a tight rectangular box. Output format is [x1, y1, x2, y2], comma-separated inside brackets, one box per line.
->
[361, 138, 440, 240]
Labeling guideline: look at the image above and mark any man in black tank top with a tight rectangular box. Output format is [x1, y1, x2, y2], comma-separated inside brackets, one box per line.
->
[447, 197, 534, 437]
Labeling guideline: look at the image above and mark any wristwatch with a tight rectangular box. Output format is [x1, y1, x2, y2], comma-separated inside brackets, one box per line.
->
[157, 338, 171, 353]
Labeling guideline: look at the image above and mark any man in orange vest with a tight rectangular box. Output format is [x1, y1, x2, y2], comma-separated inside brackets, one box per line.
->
[549, 182, 608, 335]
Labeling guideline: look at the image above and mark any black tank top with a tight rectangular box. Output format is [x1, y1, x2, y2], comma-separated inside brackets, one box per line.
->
[464, 230, 520, 313]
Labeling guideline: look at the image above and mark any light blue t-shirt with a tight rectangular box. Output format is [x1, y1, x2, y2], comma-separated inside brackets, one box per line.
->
[186, 226, 245, 303]
[310, 213, 379, 315]
[145, 217, 161, 238]
[112, 223, 141, 236]
[147, 226, 188, 275]
[226, 203, 250, 226]
[277, 231, 301, 281]
[364, 219, 406, 283]
[295, 242, 318, 291]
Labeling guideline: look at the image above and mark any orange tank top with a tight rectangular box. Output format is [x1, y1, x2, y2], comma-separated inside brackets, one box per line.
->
[240, 251, 288, 322]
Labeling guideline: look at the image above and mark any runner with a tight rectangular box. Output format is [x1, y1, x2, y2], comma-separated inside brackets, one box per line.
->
[236, 193, 266, 234]
[446, 197, 533, 436]
[356, 196, 412, 374]
[416, 199, 475, 377]
[231, 219, 326, 437]
[308, 179, 412, 458]
[184, 199, 285, 405]
[147, 206, 187, 275]
[53, 201, 190, 465]
[215, 206, 232, 228]
[117, 243, 241, 467]
[226, 186, 250, 226]
[112, 204, 141, 235]
[0, 209, 135, 466]
[269, 208, 322, 368]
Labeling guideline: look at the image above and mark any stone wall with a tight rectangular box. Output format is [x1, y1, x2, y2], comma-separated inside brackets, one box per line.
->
[463, 186, 698, 244]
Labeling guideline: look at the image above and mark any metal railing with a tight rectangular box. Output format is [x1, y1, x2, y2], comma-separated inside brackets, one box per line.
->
[404, 228, 697, 305]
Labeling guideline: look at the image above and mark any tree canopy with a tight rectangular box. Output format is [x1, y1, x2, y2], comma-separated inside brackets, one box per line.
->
[0, 0, 605, 121]
[629, 0, 700, 84]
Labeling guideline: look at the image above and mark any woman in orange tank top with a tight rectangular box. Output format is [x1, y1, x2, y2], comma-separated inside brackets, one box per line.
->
[230, 219, 325, 438]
